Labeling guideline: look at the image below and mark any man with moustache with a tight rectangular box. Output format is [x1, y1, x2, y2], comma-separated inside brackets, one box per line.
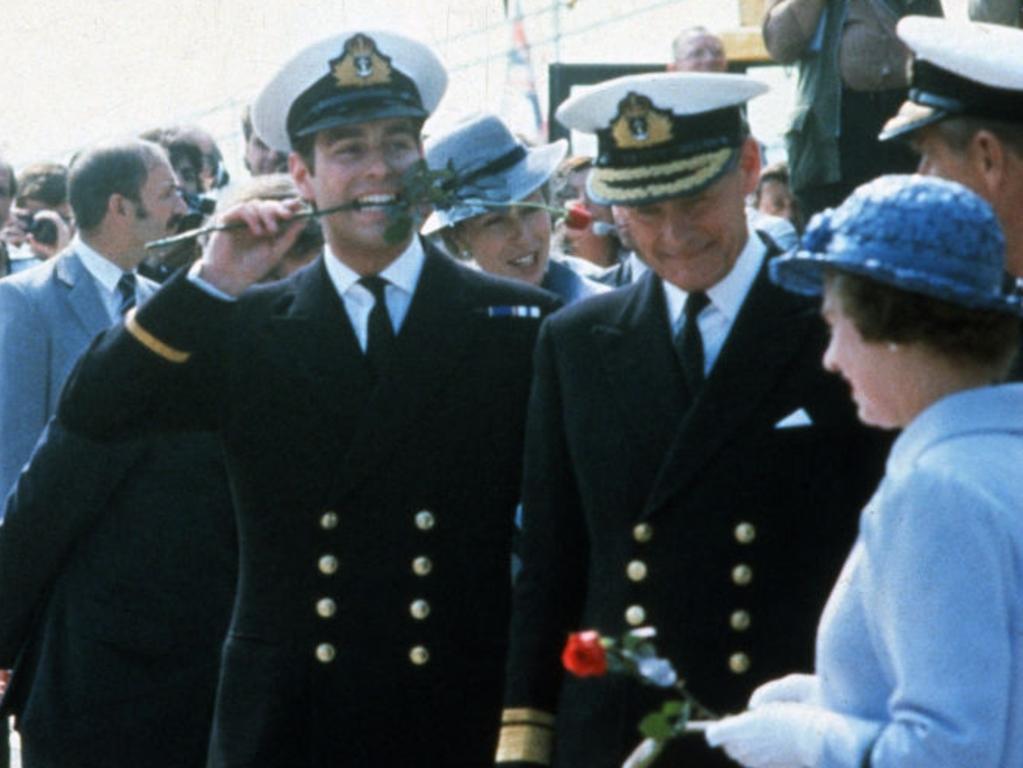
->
[0, 140, 186, 501]
[54, 29, 559, 767]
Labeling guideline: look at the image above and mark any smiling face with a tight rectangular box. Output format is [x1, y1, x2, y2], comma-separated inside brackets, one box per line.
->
[454, 188, 552, 286]
[618, 137, 759, 292]
[291, 117, 422, 271]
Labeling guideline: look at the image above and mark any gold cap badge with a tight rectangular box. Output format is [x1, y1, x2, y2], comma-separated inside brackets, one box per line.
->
[332, 34, 393, 89]
[611, 93, 673, 149]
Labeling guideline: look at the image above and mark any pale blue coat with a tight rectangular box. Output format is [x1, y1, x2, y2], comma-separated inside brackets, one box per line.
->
[812, 384, 1023, 767]
[0, 249, 153, 502]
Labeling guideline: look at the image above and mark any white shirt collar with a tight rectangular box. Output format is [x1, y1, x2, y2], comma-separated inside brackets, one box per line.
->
[662, 227, 766, 329]
[73, 234, 130, 295]
[322, 236, 425, 298]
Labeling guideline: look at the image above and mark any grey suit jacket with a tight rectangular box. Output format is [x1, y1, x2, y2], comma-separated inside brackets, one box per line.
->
[0, 249, 153, 502]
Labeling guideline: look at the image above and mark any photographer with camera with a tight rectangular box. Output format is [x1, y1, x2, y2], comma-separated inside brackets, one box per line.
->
[138, 127, 219, 282]
[2, 163, 73, 274]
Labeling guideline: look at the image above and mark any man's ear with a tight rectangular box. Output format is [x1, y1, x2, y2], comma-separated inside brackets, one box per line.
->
[108, 193, 128, 220]
[967, 129, 1008, 196]
[290, 151, 315, 202]
[738, 137, 762, 198]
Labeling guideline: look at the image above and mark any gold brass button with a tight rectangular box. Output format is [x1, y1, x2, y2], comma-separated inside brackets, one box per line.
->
[320, 511, 339, 530]
[625, 604, 647, 626]
[731, 564, 753, 586]
[409, 645, 430, 665]
[412, 556, 433, 576]
[316, 598, 337, 618]
[318, 555, 339, 576]
[729, 652, 751, 674]
[626, 560, 648, 582]
[315, 643, 336, 663]
[414, 510, 436, 531]
[410, 599, 431, 620]
[730, 610, 751, 632]
[633, 523, 654, 543]
[734, 522, 756, 545]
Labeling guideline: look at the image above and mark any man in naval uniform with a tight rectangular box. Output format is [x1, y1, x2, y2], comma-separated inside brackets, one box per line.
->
[879, 17, 1023, 278]
[55, 30, 559, 767]
[496, 73, 887, 768]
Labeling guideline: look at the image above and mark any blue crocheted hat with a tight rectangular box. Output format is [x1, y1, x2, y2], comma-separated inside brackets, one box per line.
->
[770, 174, 1023, 316]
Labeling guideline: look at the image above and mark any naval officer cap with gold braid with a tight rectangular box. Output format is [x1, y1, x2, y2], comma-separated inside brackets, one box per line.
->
[879, 17, 1023, 141]
[252, 30, 448, 153]
[555, 72, 768, 206]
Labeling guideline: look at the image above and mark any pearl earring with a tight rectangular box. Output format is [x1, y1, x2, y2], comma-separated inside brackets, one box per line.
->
[887, 342, 899, 352]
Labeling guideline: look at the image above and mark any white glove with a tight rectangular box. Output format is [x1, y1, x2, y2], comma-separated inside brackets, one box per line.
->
[749, 673, 821, 709]
[621, 737, 663, 768]
[704, 702, 833, 768]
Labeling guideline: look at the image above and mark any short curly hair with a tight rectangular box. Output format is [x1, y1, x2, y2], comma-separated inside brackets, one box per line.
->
[827, 270, 1020, 377]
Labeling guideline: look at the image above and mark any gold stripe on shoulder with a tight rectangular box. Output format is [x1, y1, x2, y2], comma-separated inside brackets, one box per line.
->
[125, 308, 191, 364]
[501, 707, 556, 727]
[495, 722, 554, 765]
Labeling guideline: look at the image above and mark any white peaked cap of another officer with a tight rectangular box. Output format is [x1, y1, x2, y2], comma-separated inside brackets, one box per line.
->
[252, 30, 448, 153]
[555, 72, 768, 206]
[881, 17, 1023, 140]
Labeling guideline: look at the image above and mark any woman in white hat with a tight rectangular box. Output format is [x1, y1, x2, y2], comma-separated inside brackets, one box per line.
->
[703, 174, 1023, 767]
[423, 113, 607, 304]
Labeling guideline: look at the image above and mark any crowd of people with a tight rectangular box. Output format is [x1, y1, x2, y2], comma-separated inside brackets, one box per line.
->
[0, 4, 1021, 768]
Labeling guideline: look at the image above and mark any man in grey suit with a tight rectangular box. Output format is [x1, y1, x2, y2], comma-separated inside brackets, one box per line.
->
[0, 139, 187, 502]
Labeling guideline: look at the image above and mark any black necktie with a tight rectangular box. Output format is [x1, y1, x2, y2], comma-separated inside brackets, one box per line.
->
[359, 275, 395, 377]
[675, 290, 710, 397]
[116, 272, 137, 316]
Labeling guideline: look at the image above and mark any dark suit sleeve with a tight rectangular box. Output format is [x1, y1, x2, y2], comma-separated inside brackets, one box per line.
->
[497, 319, 589, 766]
[0, 420, 143, 666]
[57, 270, 233, 439]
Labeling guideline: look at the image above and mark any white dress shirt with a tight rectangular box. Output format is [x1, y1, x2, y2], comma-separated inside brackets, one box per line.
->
[321, 237, 425, 352]
[189, 237, 426, 353]
[661, 227, 766, 375]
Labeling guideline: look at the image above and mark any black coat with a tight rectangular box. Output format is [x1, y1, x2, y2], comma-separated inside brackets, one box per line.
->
[499, 257, 889, 768]
[57, 244, 560, 767]
[0, 421, 236, 767]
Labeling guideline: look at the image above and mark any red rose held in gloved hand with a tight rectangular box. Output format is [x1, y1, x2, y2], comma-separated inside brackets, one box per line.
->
[563, 203, 593, 231]
[562, 630, 608, 677]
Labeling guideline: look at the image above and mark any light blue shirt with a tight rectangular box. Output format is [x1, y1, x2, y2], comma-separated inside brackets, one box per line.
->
[812, 384, 1023, 767]
[74, 235, 135, 323]
[661, 227, 765, 375]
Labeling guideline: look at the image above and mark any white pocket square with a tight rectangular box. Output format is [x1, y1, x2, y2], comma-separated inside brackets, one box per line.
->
[774, 408, 813, 429]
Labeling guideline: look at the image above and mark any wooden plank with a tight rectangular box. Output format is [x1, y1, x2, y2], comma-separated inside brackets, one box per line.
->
[721, 28, 772, 64]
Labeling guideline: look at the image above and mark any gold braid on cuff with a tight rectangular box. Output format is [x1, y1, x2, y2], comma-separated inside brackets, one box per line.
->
[125, 308, 192, 364]
[495, 708, 556, 765]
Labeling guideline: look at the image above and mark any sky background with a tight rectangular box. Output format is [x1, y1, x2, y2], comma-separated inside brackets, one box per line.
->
[1, 0, 968, 178]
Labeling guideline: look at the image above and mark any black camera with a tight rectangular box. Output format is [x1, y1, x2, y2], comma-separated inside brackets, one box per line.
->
[16, 211, 60, 247]
[177, 191, 217, 232]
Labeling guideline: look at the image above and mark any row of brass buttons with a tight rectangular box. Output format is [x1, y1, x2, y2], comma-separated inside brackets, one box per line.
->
[729, 521, 756, 675]
[411, 512, 433, 664]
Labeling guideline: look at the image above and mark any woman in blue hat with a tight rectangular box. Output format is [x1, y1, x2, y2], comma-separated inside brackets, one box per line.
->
[423, 113, 607, 304]
[703, 174, 1023, 768]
